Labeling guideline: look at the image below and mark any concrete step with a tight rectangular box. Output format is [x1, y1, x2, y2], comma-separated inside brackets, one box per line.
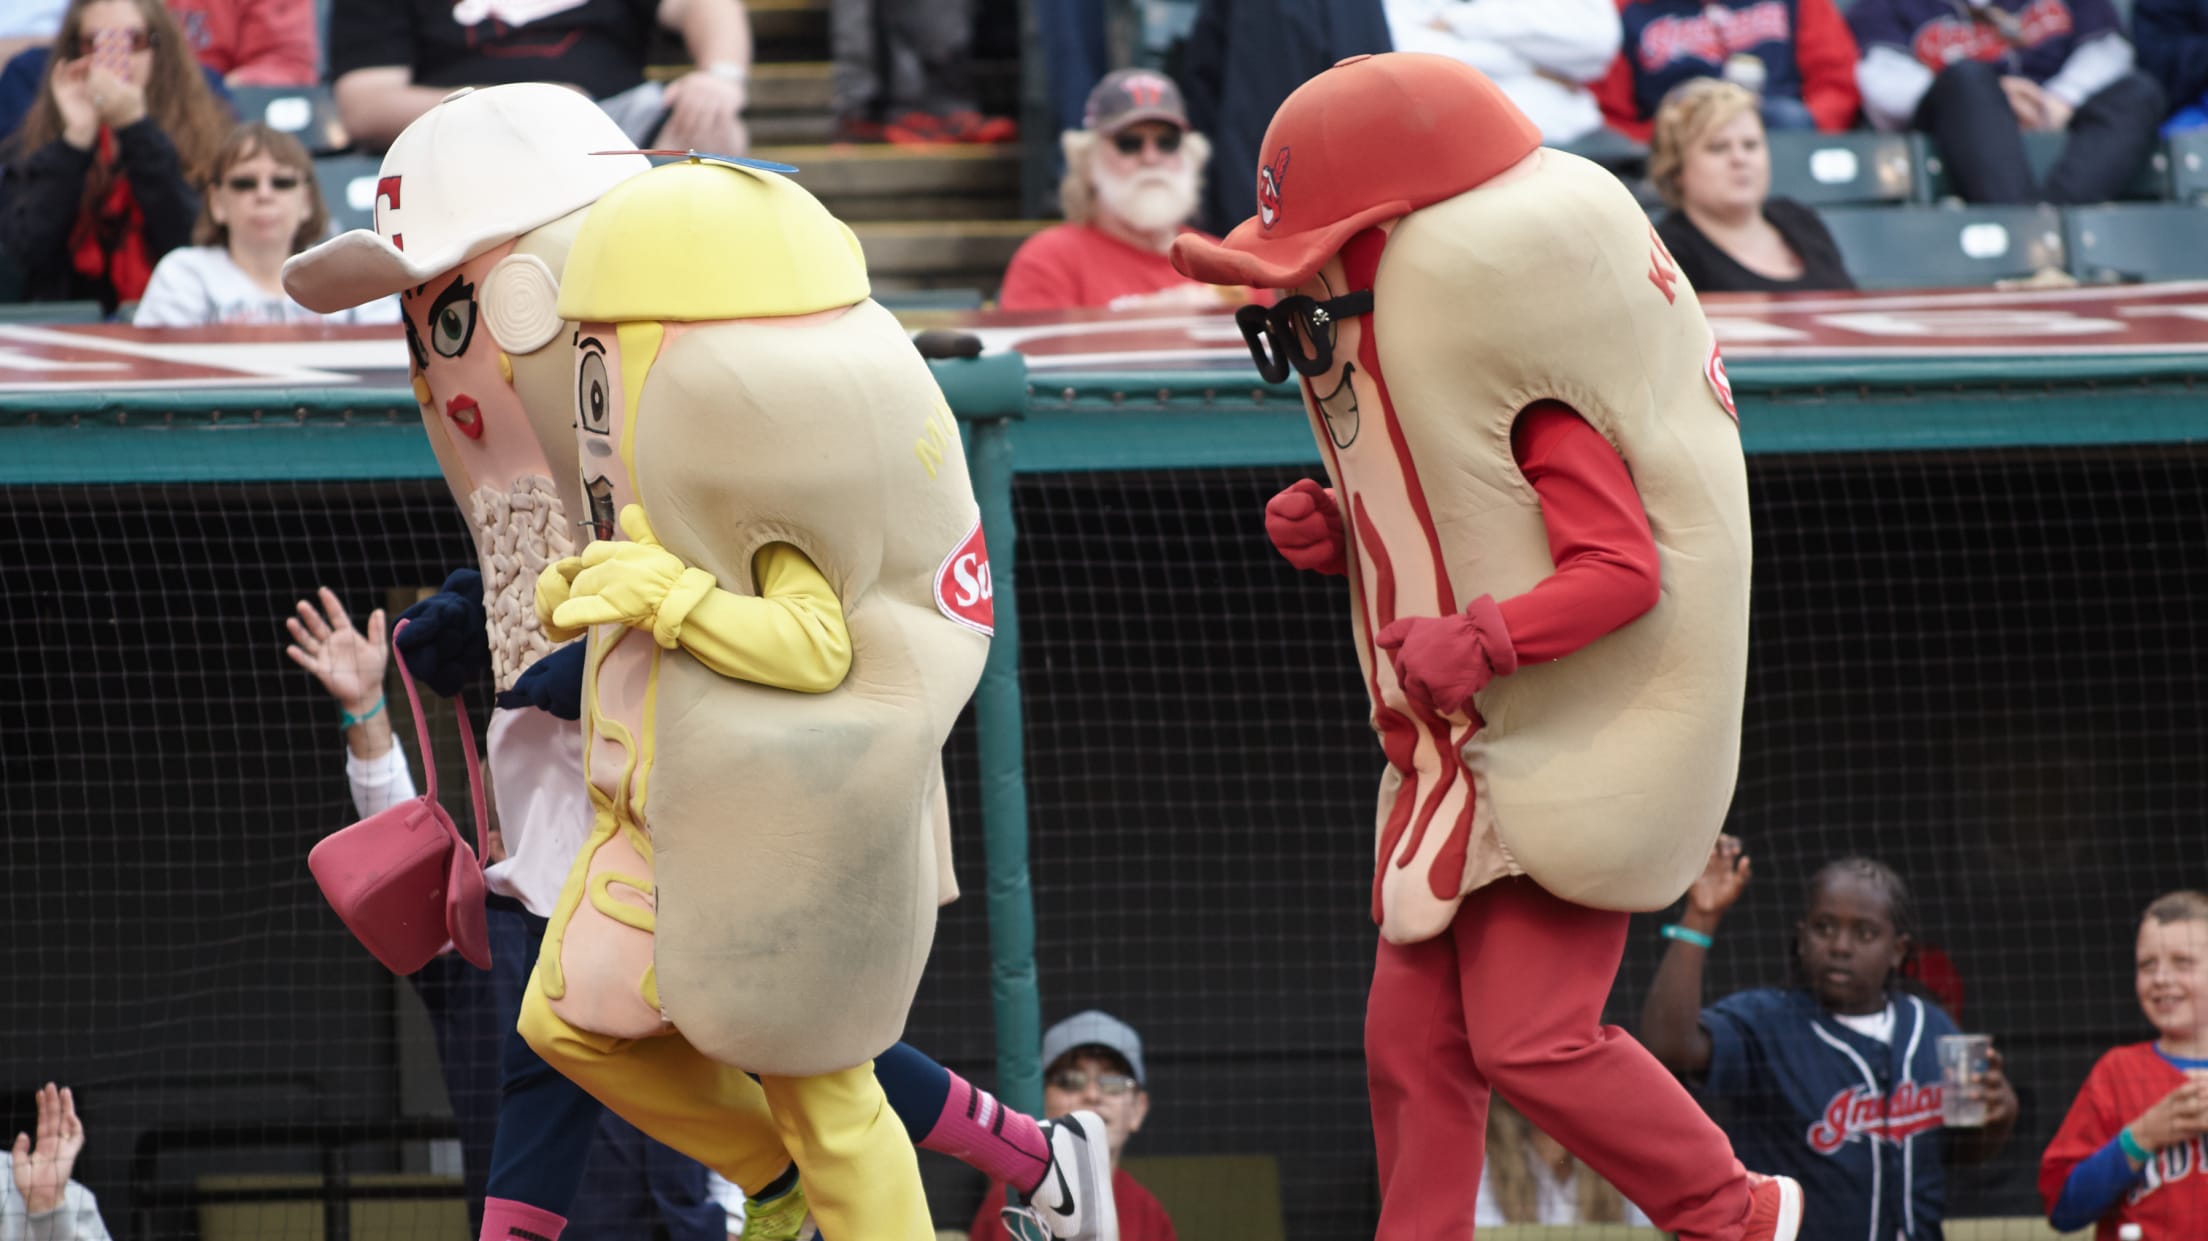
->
[652, 60, 1023, 115]
[756, 143, 1022, 214]
[750, 0, 828, 54]
[851, 219, 1047, 290]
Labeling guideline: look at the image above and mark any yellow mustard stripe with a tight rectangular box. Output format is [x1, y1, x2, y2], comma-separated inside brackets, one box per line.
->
[588, 871, 660, 934]
[614, 319, 663, 507]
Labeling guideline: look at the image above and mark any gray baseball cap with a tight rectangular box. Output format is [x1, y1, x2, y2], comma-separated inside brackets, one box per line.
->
[1041, 1010, 1147, 1087]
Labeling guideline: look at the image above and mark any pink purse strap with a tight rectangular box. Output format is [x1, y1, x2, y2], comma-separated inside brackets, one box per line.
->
[387, 618, 492, 864]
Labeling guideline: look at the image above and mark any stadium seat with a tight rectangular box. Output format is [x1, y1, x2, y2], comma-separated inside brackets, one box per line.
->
[1818, 204, 2065, 289]
[1919, 130, 2167, 202]
[228, 82, 349, 156]
[1765, 129, 1920, 206]
[313, 153, 385, 236]
[1120, 1154, 1285, 1241]
[0, 300, 105, 324]
[2166, 128, 2208, 203]
[2063, 203, 2208, 282]
[875, 287, 987, 311]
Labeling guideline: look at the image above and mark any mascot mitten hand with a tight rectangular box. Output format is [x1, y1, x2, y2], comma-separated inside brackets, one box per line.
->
[1265, 478, 1347, 576]
[1375, 595, 1519, 718]
[497, 642, 586, 721]
[535, 556, 587, 643]
[552, 506, 717, 647]
[394, 569, 489, 696]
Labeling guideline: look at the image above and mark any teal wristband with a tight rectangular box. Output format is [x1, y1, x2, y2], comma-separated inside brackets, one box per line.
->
[1661, 923, 1714, 950]
[2119, 1126, 2151, 1165]
[339, 695, 386, 730]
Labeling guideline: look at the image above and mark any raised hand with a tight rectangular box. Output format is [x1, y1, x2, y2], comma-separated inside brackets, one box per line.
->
[11, 1083, 85, 1216]
[285, 587, 388, 717]
[1686, 833, 1752, 923]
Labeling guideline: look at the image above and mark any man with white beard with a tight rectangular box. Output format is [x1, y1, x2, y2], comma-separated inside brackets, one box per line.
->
[998, 68, 1266, 312]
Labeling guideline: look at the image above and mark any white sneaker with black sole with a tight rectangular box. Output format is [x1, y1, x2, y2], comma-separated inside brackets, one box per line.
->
[1001, 1110, 1118, 1241]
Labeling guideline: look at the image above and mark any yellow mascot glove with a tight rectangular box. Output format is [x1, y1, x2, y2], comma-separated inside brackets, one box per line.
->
[553, 505, 717, 636]
[535, 555, 587, 643]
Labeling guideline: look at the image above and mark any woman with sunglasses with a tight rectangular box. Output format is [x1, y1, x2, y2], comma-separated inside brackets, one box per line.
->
[0, 0, 229, 315]
[134, 122, 399, 326]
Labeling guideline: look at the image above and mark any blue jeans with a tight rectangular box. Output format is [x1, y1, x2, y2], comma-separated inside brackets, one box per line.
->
[1759, 94, 1819, 131]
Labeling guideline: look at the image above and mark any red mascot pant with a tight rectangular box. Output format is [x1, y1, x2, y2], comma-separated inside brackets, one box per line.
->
[1366, 876, 1752, 1239]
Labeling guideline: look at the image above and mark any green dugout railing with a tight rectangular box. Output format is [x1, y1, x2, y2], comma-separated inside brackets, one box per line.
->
[6, 348, 2208, 1112]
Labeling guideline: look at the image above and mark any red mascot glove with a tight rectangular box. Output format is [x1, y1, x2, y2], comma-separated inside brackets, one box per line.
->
[1265, 478, 1347, 575]
[1375, 595, 1519, 718]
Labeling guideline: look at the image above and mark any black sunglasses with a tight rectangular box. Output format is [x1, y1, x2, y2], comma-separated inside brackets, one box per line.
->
[1112, 129, 1181, 157]
[1235, 291, 1373, 384]
[224, 174, 301, 193]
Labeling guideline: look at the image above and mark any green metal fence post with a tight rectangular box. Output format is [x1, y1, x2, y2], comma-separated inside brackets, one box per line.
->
[930, 350, 1044, 1115]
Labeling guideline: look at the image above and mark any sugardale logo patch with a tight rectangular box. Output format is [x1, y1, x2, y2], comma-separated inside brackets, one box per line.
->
[934, 517, 995, 636]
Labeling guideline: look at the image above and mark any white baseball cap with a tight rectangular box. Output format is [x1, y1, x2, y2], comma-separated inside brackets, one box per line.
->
[283, 83, 650, 313]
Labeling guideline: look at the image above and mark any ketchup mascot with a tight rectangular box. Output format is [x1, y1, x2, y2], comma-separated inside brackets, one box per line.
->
[1171, 53, 1801, 1241]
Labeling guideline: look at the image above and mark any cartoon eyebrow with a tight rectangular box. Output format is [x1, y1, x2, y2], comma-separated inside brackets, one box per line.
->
[577, 335, 605, 353]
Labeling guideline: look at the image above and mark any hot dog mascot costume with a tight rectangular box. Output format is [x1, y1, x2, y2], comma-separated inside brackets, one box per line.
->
[1171, 55, 1803, 1241]
[513, 155, 991, 1241]
[287, 91, 1116, 1241]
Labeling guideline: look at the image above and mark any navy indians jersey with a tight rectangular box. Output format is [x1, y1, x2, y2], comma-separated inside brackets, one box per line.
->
[1701, 988, 1960, 1241]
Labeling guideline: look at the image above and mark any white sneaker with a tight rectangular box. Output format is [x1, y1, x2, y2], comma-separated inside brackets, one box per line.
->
[1002, 1110, 1118, 1241]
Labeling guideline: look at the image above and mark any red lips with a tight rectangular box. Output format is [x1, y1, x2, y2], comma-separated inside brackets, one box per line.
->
[445, 394, 483, 439]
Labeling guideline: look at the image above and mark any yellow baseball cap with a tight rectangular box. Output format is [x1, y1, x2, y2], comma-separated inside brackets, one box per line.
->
[556, 157, 870, 323]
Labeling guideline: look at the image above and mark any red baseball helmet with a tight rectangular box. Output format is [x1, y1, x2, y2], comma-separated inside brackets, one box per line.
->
[1171, 53, 1542, 290]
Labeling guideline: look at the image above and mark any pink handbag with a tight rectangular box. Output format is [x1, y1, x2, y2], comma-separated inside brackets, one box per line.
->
[308, 619, 493, 975]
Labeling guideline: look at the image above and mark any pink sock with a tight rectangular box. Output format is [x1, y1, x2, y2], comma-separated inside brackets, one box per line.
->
[481, 1197, 566, 1241]
[922, 1069, 1053, 1194]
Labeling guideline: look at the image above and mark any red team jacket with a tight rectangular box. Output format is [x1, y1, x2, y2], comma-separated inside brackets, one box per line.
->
[2041, 1043, 2208, 1240]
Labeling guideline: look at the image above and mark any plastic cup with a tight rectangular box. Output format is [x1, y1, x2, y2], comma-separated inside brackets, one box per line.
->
[1939, 1033, 1992, 1127]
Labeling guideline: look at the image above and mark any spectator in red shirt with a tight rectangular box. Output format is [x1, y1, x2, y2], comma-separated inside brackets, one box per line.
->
[165, 0, 316, 86]
[997, 67, 1263, 313]
[971, 1012, 1179, 1241]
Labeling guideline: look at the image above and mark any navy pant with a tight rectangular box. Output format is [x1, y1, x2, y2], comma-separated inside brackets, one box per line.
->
[1915, 60, 2166, 204]
[410, 899, 724, 1241]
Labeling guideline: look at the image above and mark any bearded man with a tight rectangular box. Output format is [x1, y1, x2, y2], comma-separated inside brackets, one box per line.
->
[998, 68, 1265, 312]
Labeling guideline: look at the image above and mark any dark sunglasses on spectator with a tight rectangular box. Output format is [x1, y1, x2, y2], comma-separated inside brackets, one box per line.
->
[1112, 129, 1181, 157]
[1047, 1068, 1138, 1097]
[65, 29, 155, 55]
[225, 174, 302, 193]
[1236, 290, 1374, 384]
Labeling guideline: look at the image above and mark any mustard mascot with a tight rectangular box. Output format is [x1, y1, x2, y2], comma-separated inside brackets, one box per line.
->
[1171, 54, 1804, 1241]
[516, 156, 991, 1241]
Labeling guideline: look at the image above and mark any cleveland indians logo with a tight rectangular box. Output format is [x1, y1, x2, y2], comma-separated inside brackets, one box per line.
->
[1807, 1081, 1944, 1154]
[1258, 147, 1290, 230]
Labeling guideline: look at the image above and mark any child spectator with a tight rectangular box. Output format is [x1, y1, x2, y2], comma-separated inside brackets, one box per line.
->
[1477, 1095, 1653, 1226]
[1641, 835, 2018, 1241]
[970, 1011, 1178, 1241]
[1849, 0, 2165, 203]
[0, 0, 229, 314]
[2041, 890, 2208, 1238]
[1650, 77, 1855, 293]
[134, 122, 399, 325]
[1596, 0, 1861, 141]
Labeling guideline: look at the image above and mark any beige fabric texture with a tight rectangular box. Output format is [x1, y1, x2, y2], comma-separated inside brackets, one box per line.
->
[624, 300, 987, 1076]
[1362, 148, 1752, 926]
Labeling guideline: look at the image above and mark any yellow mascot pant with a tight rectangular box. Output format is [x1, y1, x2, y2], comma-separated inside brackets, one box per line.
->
[517, 805, 932, 1241]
